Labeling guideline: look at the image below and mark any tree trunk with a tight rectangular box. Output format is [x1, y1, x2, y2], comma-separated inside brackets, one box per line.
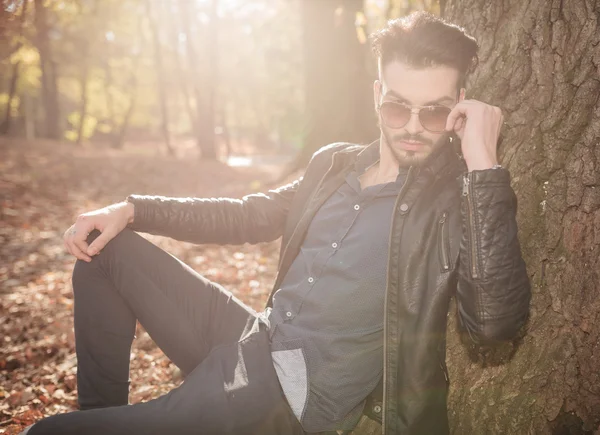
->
[299, 0, 377, 164]
[112, 52, 143, 150]
[1, 0, 29, 136]
[146, 0, 174, 156]
[167, 5, 197, 138]
[440, 1, 600, 433]
[34, 0, 61, 140]
[103, 55, 116, 141]
[110, 15, 144, 150]
[2, 60, 20, 135]
[202, 0, 218, 160]
[179, 0, 218, 160]
[76, 66, 89, 145]
[271, 0, 376, 182]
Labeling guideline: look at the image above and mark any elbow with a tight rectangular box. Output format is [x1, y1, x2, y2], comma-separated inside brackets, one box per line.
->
[459, 294, 531, 346]
[462, 314, 529, 346]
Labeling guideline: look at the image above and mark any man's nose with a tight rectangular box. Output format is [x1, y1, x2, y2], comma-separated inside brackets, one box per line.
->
[403, 110, 424, 136]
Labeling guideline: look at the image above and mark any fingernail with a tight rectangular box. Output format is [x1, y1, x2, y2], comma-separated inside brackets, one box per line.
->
[88, 249, 96, 256]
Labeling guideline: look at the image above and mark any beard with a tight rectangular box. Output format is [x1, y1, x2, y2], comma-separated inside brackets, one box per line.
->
[380, 125, 450, 168]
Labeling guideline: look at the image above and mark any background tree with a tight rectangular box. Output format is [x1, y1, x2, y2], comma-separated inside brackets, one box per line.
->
[0, 0, 305, 157]
[291, 0, 377, 170]
[33, 0, 61, 140]
[1, 0, 28, 135]
[145, 0, 174, 155]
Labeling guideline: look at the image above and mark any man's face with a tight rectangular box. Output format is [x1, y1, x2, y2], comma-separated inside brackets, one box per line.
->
[374, 60, 464, 167]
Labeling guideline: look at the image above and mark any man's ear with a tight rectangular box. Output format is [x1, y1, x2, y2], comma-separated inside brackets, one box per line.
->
[459, 87, 466, 102]
[374, 80, 382, 112]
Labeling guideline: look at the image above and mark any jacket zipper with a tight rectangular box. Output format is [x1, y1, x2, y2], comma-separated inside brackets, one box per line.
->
[438, 212, 450, 271]
[462, 174, 479, 279]
[382, 165, 415, 434]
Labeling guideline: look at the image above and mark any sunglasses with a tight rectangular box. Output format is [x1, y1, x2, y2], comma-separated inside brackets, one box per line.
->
[378, 101, 452, 133]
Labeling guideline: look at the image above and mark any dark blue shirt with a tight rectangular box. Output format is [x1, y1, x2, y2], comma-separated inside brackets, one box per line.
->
[266, 144, 407, 432]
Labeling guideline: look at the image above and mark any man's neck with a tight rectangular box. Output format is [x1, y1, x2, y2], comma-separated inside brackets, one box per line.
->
[377, 136, 404, 179]
[358, 141, 402, 189]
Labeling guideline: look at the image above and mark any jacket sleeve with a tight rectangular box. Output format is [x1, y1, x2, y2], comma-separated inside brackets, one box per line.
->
[125, 179, 300, 245]
[456, 168, 531, 344]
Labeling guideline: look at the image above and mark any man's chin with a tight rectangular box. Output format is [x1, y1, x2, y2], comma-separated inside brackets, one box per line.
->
[392, 146, 432, 167]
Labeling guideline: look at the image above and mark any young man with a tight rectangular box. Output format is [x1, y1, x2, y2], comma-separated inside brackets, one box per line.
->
[27, 12, 531, 435]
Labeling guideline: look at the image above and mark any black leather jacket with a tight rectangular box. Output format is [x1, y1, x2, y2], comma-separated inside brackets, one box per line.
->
[128, 141, 531, 434]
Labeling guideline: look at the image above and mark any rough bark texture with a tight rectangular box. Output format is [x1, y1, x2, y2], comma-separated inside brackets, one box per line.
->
[442, 1, 600, 433]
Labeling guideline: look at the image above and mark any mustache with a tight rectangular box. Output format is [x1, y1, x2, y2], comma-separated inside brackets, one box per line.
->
[392, 134, 433, 146]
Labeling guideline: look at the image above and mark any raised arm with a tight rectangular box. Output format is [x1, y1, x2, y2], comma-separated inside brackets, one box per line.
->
[455, 168, 531, 344]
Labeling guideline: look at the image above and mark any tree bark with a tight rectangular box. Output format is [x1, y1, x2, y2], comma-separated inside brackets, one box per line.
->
[34, 0, 61, 140]
[440, 1, 600, 433]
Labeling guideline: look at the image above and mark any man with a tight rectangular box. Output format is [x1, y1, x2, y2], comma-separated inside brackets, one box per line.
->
[26, 11, 531, 435]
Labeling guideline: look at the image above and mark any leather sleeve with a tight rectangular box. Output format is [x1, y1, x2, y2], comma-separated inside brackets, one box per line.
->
[125, 178, 301, 245]
[456, 168, 531, 344]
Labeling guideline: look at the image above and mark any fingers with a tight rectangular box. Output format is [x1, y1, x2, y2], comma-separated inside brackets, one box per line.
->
[445, 100, 503, 133]
[63, 216, 96, 262]
[454, 116, 464, 132]
[72, 231, 91, 261]
[87, 228, 116, 256]
[445, 101, 469, 132]
[64, 227, 92, 262]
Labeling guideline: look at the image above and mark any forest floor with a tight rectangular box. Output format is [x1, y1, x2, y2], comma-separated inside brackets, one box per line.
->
[0, 138, 289, 434]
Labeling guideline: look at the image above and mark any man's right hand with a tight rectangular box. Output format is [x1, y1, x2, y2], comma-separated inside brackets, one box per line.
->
[63, 201, 135, 262]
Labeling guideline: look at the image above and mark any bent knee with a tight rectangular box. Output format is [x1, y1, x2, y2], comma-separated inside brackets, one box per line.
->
[73, 229, 141, 287]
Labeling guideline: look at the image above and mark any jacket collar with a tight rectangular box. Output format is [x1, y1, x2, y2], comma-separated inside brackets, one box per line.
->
[331, 138, 464, 182]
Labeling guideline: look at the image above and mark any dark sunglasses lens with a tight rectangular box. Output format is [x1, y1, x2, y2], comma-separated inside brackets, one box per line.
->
[380, 103, 411, 129]
[419, 106, 451, 132]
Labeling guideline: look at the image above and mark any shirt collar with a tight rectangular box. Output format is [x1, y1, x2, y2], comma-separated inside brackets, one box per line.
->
[353, 142, 380, 175]
[353, 142, 409, 180]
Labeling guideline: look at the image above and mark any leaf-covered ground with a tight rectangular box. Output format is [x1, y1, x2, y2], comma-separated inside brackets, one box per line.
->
[0, 138, 286, 434]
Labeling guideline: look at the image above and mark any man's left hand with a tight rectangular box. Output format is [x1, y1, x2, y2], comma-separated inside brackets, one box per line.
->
[445, 99, 503, 171]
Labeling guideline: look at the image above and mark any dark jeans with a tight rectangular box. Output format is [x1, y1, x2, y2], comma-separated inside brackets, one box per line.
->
[29, 229, 305, 435]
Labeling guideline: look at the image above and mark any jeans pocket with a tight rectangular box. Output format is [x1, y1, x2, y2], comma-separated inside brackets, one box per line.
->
[270, 338, 309, 422]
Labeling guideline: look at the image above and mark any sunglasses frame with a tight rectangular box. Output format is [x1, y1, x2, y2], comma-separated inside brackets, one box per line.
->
[377, 101, 452, 133]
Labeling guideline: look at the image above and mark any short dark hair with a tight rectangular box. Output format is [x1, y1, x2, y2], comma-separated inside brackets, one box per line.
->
[370, 12, 479, 88]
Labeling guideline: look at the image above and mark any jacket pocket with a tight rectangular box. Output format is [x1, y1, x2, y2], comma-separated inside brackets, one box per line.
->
[438, 211, 451, 272]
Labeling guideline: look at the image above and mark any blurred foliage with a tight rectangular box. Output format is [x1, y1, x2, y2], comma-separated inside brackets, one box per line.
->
[0, 0, 437, 155]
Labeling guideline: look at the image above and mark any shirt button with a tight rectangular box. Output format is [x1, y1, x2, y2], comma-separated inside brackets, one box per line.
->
[400, 203, 409, 212]
[354, 204, 360, 210]
[308, 277, 314, 283]
[332, 242, 338, 248]
[373, 404, 382, 414]
[286, 311, 292, 318]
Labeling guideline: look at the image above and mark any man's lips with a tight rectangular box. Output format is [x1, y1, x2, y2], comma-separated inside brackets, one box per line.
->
[396, 140, 428, 151]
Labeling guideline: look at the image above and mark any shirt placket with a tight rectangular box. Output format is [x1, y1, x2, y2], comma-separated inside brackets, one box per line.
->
[299, 179, 389, 305]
